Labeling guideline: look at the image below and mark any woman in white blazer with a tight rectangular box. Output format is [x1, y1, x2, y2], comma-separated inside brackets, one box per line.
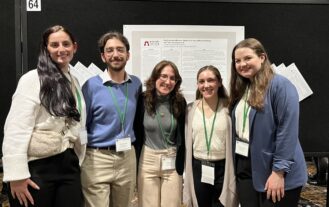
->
[2, 25, 86, 207]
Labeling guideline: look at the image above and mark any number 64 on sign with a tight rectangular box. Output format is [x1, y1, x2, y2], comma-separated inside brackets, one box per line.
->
[26, 0, 41, 12]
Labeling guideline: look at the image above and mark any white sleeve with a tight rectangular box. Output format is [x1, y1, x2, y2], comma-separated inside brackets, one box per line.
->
[2, 70, 41, 182]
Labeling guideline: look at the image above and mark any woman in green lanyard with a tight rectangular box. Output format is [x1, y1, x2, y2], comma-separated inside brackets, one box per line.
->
[134, 60, 186, 207]
[229, 38, 307, 207]
[183, 65, 238, 207]
[2, 25, 86, 207]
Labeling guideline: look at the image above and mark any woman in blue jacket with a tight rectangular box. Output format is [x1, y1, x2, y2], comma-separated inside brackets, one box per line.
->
[229, 38, 307, 207]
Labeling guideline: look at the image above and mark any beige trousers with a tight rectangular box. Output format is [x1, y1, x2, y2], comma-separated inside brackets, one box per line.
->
[81, 147, 136, 207]
[138, 145, 182, 207]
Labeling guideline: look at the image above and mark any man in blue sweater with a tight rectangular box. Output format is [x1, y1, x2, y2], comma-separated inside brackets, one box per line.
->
[81, 31, 142, 207]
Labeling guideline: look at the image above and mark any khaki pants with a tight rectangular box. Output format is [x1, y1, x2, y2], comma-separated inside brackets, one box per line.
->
[138, 145, 182, 207]
[81, 146, 136, 207]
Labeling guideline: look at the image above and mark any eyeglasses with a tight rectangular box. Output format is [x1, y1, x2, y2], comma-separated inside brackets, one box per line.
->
[104, 47, 126, 55]
[159, 74, 177, 82]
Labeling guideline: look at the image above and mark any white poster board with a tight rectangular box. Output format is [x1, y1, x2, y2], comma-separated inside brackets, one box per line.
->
[124, 25, 244, 103]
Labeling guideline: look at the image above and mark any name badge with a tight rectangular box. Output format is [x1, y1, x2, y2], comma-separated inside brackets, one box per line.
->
[201, 164, 214, 185]
[161, 155, 176, 171]
[79, 129, 88, 145]
[116, 137, 131, 152]
[235, 140, 249, 157]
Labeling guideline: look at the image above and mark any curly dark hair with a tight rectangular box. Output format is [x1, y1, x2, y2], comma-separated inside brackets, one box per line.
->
[143, 60, 185, 118]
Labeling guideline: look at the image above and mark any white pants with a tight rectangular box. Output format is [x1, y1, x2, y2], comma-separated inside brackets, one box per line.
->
[138, 145, 182, 207]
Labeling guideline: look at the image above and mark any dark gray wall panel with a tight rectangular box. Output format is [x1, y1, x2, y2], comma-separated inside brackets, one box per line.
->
[16, 1, 329, 154]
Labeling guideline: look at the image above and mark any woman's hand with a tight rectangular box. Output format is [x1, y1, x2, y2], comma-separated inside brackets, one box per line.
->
[10, 178, 40, 207]
[264, 171, 285, 203]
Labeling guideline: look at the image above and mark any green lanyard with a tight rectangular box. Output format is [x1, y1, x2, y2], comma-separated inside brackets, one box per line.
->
[242, 88, 250, 133]
[107, 83, 128, 131]
[68, 73, 82, 114]
[75, 89, 82, 114]
[155, 108, 175, 147]
[202, 99, 219, 155]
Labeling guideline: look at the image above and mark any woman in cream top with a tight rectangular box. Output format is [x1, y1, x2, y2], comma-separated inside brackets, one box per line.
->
[183, 65, 238, 207]
[2, 25, 86, 207]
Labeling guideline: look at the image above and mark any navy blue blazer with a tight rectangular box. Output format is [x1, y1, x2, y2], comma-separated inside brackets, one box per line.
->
[232, 74, 307, 192]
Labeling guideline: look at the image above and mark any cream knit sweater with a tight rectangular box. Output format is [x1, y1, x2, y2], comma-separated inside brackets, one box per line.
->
[2, 69, 86, 182]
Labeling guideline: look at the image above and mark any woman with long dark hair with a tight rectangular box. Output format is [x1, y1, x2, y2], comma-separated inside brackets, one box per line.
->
[2, 25, 86, 207]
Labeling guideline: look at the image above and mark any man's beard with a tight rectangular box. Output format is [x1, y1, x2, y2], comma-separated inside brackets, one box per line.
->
[108, 58, 127, 71]
[110, 65, 125, 71]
